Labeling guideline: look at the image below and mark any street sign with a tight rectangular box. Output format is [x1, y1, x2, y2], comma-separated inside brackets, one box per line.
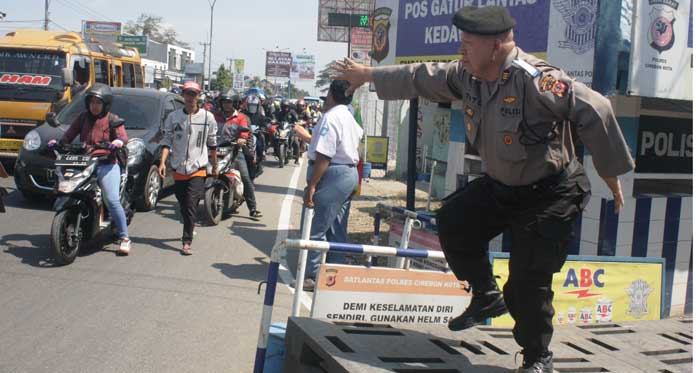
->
[116, 35, 147, 55]
[328, 12, 371, 28]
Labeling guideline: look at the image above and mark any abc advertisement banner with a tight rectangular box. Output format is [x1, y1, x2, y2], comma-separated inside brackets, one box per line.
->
[491, 253, 665, 327]
[546, 0, 599, 86]
[392, 1, 550, 64]
[312, 264, 471, 325]
[628, 0, 692, 100]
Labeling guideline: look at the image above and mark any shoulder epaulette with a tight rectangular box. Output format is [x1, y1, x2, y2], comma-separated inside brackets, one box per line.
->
[512, 59, 540, 78]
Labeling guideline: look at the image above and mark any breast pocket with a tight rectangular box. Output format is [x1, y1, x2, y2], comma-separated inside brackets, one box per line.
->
[495, 119, 528, 162]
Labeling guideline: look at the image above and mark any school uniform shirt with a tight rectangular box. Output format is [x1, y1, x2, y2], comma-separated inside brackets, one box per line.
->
[162, 107, 217, 176]
[308, 104, 363, 165]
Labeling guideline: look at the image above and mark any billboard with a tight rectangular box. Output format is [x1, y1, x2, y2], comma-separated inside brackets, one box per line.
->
[83, 21, 121, 43]
[265, 51, 292, 78]
[391, 1, 550, 64]
[627, 0, 693, 100]
[233, 59, 245, 91]
[317, 0, 375, 42]
[490, 254, 665, 327]
[350, 28, 372, 65]
[291, 54, 316, 80]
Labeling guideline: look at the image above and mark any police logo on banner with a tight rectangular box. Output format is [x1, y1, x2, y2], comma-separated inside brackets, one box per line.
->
[372, 7, 392, 63]
[625, 279, 653, 319]
[648, 0, 679, 53]
[553, 0, 598, 55]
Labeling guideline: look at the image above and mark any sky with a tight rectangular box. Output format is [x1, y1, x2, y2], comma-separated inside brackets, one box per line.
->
[1, 0, 349, 95]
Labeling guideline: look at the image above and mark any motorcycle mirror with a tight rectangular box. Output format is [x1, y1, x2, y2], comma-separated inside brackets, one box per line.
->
[46, 112, 59, 127]
[61, 68, 74, 87]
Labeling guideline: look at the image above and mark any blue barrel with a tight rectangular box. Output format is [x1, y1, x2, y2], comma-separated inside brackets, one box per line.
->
[363, 162, 372, 178]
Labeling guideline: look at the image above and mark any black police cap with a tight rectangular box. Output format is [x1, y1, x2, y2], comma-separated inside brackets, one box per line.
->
[452, 6, 516, 35]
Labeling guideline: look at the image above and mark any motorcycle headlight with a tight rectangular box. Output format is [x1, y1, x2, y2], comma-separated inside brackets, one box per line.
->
[57, 163, 95, 193]
[23, 130, 42, 151]
[126, 138, 145, 166]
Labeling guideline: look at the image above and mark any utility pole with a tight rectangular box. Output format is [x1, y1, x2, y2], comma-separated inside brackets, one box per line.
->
[199, 42, 209, 87]
[44, 0, 50, 31]
[226, 58, 234, 71]
[207, 0, 217, 91]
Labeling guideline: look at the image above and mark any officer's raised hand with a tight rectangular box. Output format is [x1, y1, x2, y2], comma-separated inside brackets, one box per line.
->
[333, 58, 372, 95]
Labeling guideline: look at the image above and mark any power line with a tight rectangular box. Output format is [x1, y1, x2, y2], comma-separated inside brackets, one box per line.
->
[61, 0, 117, 22]
[52, 0, 95, 23]
[49, 20, 71, 32]
[0, 19, 45, 23]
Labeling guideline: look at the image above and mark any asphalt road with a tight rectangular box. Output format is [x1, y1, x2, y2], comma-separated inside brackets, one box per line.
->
[0, 158, 309, 372]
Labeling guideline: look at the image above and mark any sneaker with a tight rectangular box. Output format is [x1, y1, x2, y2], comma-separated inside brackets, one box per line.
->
[447, 289, 507, 331]
[181, 243, 193, 256]
[517, 351, 553, 373]
[118, 238, 131, 255]
[250, 210, 263, 219]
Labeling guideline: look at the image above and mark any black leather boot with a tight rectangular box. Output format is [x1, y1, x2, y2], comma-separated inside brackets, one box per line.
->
[517, 351, 553, 373]
[448, 279, 507, 331]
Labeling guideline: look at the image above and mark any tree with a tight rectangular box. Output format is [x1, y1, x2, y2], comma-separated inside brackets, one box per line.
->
[314, 62, 336, 93]
[211, 64, 233, 92]
[124, 13, 189, 48]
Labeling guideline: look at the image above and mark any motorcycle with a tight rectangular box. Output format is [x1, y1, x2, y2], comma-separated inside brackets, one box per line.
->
[272, 121, 294, 168]
[251, 124, 265, 178]
[49, 139, 135, 265]
[202, 126, 249, 226]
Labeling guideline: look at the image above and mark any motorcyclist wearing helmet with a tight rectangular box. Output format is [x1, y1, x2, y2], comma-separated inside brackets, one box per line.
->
[242, 94, 267, 177]
[214, 92, 263, 219]
[273, 99, 301, 164]
[48, 83, 131, 255]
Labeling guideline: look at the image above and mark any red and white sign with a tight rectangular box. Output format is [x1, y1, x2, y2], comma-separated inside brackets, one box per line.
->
[312, 264, 470, 324]
[0, 74, 52, 86]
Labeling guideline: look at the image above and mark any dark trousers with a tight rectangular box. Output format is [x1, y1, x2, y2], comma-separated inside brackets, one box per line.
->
[235, 152, 257, 212]
[436, 161, 590, 356]
[174, 176, 205, 245]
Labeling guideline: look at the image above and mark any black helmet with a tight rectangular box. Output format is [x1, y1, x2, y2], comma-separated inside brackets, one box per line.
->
[84, 83, 113, 118]
[280, 99, 290, 110]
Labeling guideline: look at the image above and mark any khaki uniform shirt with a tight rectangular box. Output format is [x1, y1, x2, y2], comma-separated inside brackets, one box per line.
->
[372, 47, 635, 186]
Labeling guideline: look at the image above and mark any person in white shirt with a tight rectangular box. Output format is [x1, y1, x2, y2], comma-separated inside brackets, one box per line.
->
[301, 80, 364, 291]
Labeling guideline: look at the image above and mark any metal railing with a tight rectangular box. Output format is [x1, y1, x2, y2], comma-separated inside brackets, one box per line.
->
[253, 238, 446, 373]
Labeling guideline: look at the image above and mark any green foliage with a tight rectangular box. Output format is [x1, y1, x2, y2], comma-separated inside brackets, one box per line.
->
[124, 13, 189, 48]
[212, 64, 233, 92]
[314, 62, 336, 93]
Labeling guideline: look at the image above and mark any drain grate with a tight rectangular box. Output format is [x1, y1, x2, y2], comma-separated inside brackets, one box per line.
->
[326, 336, 354, 353]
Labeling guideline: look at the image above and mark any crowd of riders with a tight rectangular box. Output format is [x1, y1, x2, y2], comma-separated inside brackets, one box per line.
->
[38, 81, 323, 257]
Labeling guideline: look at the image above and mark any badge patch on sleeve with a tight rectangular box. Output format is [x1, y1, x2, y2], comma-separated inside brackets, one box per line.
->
[503, 135, 513, 145]
[539, 75, 556, 92]
[320, 125, 329, 136]
[552, 81, 568, 98]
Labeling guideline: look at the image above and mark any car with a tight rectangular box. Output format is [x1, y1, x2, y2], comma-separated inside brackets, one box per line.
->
[14, 88, 184, 211]
[303, 96, 322, 106]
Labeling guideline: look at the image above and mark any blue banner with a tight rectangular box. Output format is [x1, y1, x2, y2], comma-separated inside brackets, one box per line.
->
[394, 0, 551, 63]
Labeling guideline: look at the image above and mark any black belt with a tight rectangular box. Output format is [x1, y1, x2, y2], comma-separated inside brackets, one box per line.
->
[489, 159, 580, 194]
[308, 160, 356, 168]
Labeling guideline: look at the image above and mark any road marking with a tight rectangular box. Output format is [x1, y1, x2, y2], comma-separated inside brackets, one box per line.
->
[273, 158, 313, 311]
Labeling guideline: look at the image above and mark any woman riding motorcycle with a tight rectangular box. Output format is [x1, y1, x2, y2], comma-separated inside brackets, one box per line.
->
[47, 84, 132, 255]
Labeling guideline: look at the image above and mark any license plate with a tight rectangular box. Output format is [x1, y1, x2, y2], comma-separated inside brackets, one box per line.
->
[0, 139, 22, 153]
[55, 155, 90, 166]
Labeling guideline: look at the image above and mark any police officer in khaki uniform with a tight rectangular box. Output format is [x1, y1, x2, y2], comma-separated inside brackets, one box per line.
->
[334, 6, 634, 373]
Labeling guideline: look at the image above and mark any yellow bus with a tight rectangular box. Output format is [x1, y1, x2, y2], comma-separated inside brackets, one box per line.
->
[0, 29, 144, 158]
